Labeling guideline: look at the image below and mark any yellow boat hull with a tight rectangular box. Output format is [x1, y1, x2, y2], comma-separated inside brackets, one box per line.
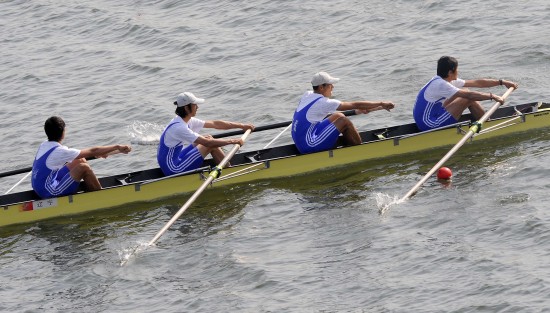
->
[1, 104, 549, 227]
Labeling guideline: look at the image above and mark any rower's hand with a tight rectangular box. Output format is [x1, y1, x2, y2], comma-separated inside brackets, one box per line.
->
[502, 80, 518, 90]
[241, 123, 255, 131]
[492, 95, 505, 104]
[117, 145, 132, 154]
[381, 101, 395, 112]
[227, 138, 244, 146]
[356, 102, 395, 115]
[97, 145, 132, 158]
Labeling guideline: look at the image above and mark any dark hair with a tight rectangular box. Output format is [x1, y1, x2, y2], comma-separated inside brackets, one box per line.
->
[44, 116, 65, 141]
[312, 83, 330, 91]
[174, 101, 192, 118]
[437, 56, 458, 78]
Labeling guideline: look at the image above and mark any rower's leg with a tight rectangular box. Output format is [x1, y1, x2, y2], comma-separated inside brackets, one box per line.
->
[329, 112, 362, 146]
[445, 97, 485, 120]
[211, 148, 230, 167]
[197, 145, 231, 167]
[67, 158, 101, 191]
[467, 101, 486, 120]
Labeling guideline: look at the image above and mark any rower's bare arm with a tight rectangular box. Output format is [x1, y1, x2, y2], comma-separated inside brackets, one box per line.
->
[338, 101, 395, 113]
[204, 120, 255, 131]
[452, 89, 481, 101]
[464, 79, 518, 89]
[78, 145, 131, 159]
[449, 90, 505, 104]
[195, 135, 243, 148]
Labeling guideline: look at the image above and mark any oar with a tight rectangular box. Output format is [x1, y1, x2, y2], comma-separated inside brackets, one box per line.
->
[147, 129, 252, 247]
[0, 155, 113, 179]
[262, 123, 292, 148]
[399, 87, 515, 202]
[213, 123, 293, 182]
[4, 172, 32, 195]
[211, 109, 358, 138]
[0, 166, 36, 179]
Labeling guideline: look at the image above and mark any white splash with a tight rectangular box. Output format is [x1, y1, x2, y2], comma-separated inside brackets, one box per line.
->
[374, 192, 403, 215]
[119, 241, 149, 266]
[127, 120, 163, 145]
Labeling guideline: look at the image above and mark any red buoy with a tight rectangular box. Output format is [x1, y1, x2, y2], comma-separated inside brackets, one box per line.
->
[437, 167, 453, 180]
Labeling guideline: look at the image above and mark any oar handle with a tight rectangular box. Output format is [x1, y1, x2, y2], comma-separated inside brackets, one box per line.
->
[478, 86, 515, 123]
[211, 129, 253, 173]
[501, 86, 515, 101]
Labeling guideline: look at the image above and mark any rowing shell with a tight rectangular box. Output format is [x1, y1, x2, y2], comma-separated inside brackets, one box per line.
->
[1, 101, 549, 227]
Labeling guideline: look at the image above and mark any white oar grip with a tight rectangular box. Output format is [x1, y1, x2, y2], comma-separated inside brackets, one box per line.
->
[240, 128, 252, 143]
[501, 86, 515, 102]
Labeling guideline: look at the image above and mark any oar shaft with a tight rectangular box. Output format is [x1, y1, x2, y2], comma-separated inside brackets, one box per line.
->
[0, 167, 32, 179]
[4, 172, 32, 195]
[211, 122, 289, 138]
[212, 109, 357, 138]
[262, 124, 292, 149]
[147, 129, 252, 246]
[147, 176, 214, 246]
[213, 122, 293, 182]
[400, 87, 515, 201]
[400, 131, 474, 201]
[0, 153, 120, 179]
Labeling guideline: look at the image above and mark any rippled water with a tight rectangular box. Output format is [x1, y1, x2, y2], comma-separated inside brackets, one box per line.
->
[1, 0, 550, 312]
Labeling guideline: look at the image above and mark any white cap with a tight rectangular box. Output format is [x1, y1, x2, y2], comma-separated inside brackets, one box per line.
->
[175, 92, 205, 107]
[311, 71, 340, 86]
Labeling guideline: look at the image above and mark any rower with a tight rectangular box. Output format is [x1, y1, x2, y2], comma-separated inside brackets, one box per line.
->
[157, 92, 255, 176]
[413, 56, 519, 131]
[31, 116, 131, 199]
[291, 71, 395, 154]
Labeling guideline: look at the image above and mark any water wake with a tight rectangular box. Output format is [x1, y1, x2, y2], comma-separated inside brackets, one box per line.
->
[119, 241, 149, 266]
[374, 192, 403, 215]
[127, 120, 163, 145]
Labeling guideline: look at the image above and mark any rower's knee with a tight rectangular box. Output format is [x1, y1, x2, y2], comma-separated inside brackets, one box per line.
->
[196, 144, 211, 157]
[69, 161, 94, 181]
[67, 158, 88, 170]
[330, 113, 353, 132]
[329, 112, 346, 122]
[80, 162, 93, 171]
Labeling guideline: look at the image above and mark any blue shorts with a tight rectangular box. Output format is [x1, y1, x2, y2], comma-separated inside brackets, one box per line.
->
[36, 166, 80, 198]
[413, 101, 457, 131]
[160, 144, 204, 176]
[293, 119, 340, 154]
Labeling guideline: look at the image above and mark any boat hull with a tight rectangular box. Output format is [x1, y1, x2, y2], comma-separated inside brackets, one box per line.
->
[1, 102, 549, 227]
